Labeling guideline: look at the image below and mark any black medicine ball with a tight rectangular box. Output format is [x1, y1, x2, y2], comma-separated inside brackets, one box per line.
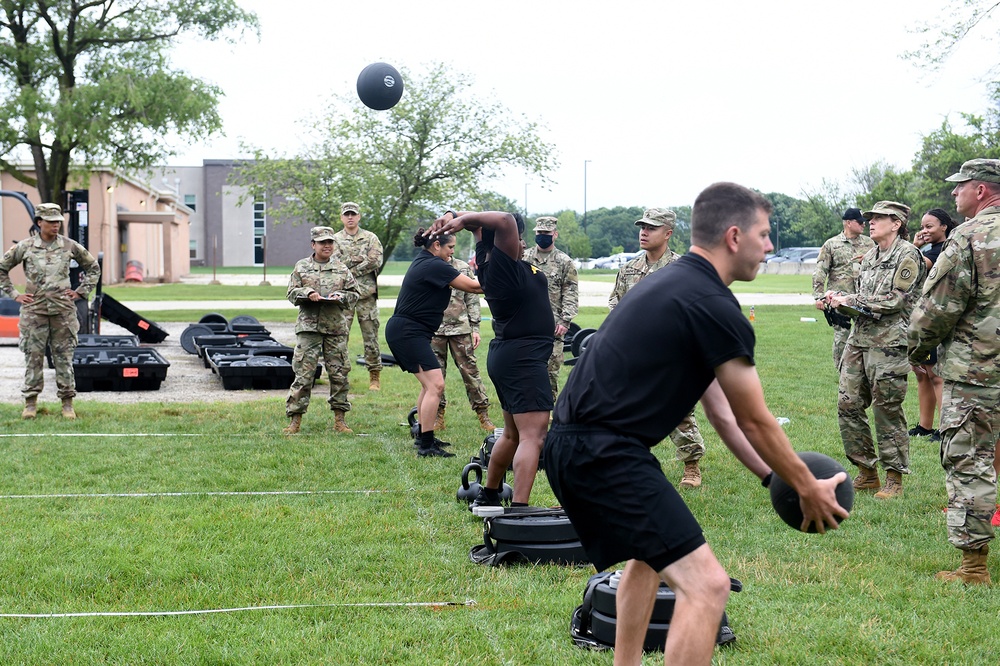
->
[769, 451, 854, 533]
[357, 62, 404, 110]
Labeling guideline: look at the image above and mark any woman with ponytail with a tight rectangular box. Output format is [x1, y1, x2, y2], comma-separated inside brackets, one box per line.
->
[385, 225, 482, 457]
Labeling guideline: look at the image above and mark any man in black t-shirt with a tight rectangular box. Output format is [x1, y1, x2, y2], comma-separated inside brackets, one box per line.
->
[545, 182, 849, 666]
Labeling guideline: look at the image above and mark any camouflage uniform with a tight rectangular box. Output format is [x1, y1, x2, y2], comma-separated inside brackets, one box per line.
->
[333, 222, 383, 372]
[837, 232, 923, 477]
[608, 212, 703, 464]
[812, 231, 875, 370]
[909, 203, 1000, 551]
[0, 228, 99, 400]
[523, 218, 578, 403]
[431, 257, 490, 411]
[285, 248, 361, 417]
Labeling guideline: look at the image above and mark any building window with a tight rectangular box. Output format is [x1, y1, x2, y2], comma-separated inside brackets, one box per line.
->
[253, 197, 266, 265]
[184, 194, 196, 212]
[189, 239, 198, 259]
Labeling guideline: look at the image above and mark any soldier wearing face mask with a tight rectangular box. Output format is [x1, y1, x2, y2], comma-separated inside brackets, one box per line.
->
[522, 216, 578, 403]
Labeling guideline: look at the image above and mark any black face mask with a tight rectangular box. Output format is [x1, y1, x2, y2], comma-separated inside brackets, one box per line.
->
[535, 234, 554, 249]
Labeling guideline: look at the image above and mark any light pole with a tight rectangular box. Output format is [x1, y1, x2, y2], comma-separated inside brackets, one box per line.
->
[583, 159, 592, 228]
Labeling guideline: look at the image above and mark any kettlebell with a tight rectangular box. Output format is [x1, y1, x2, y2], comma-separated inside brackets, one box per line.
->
[407, 406, 420, 439]
[499, 482, 514, 505]
[458, 462, 484, 503]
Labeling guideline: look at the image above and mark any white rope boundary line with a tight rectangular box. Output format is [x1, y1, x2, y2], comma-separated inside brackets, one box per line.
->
[0, 490, 394, 500]
[0, 599, 477, 619]
[0, 433, 217, 438]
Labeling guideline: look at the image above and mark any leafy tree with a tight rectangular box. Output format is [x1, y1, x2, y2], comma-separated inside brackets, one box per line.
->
[584, 206, 645, 254]
[0, 0, 258, 202]
[669, 205, 692, 254]
[906, 0, 1000, 76]
[910, 114, 1000, 216]
[231, 63, 556, 263]
[797, 179, 852, 245]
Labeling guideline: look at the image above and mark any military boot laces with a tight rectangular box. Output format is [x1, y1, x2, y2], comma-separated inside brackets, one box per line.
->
[874, 470, 903, 499]
[476, 408, 495, 432]
[61, 398, 76, 420]
[368, 369, 381, 391]
[333, 410, 353, 433]
[853, 466, 881, 491]
[283, 414, 302, 435]
[936, 546, 991, 585]
[21, 398, 37, 420]
[680, 461, 702, 488]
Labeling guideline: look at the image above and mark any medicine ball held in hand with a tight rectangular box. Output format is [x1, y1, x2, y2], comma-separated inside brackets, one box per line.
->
[769, 452, 854, 533]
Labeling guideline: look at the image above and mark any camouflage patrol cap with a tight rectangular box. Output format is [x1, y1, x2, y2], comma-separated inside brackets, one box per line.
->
[862, 201, 910, 222]
[534, 216, 558, 232]
[311, 226, 337, 242]
[635, 207, 677, 229]
[944, 158, 1000, 184]
[34, 203, 64, 222]
[341, 202, 360, 214]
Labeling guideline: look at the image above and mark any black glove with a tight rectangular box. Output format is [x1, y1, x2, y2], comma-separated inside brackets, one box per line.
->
[823, 306, 852, 330]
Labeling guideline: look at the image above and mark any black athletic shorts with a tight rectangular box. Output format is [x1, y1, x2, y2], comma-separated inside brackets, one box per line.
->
[544, 424, 705, 572]
[486, 337, 553, 414]
[385, 316, 439, 374]
[920, 345, 938, 366]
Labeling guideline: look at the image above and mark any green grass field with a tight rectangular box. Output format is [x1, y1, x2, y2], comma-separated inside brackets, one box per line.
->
[0, 305, 993, 665]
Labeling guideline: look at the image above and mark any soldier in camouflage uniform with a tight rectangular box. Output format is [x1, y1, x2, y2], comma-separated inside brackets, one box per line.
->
[332, 202, 384, 391]
[825, 201, 924, 499]
[522, 216, 578, 403]
[908, 158, 1000, 585]
[812, 208, 875, 371]
[430, 256, 495, 432]
[284, 226, 362, 435]
[0, 203, 100, 420]
[609, 208, 707, 488]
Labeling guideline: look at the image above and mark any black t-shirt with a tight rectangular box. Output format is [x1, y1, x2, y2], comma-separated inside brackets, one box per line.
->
[392, 250, 461, 334]
[476, 241, 554, 340]
[923, 241, 945, 266]
[554, 253, 755, 447]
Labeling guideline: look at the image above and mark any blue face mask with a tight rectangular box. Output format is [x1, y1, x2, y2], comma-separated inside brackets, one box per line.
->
[535, 234, 554, 249]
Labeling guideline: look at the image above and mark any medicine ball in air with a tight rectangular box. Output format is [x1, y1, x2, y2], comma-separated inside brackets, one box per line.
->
[357, 62, 404, 110]
[769, 452, 853, 533]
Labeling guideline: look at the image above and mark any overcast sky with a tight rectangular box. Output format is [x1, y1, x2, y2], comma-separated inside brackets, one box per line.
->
[167, 0, 996, 215]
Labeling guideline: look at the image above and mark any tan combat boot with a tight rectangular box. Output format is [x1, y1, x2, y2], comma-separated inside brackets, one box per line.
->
[680, 461, 702, 488]
[433, 406, 445, 431]
[333, 410, 353, 433]
[283, 413, 302, 435]
[476, 407, 495, 432]
[853, 465, 881, 491]
[874, 470, 903, 498]
[61, 398, 76, 420]
[21, 397, 37, 420]
[368, 369, 381, 391]
[936, 545, 991, 585]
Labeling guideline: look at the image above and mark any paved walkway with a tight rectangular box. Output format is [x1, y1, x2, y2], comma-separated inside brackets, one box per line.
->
[114, 273, 813, 311]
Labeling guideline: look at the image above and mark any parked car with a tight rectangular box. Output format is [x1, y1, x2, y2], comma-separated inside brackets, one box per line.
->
[592, 252, 640, 269]
[766, 247, 821, 263]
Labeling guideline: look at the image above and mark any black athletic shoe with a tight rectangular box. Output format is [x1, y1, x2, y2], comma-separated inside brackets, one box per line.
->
[412, 437, 451, 448]
[908, 425, 934, 437]
[470, 487, 503, 516]
[416, 444, 454, 458]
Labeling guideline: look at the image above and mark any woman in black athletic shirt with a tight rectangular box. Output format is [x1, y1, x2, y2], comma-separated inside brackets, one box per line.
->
[908, 208, 958, 440]
[429, 211, 554, 511]
[386, 228, 482, 457]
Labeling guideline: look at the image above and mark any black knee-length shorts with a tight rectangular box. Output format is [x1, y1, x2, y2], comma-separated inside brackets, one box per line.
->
[385, 316, 439, 374]
[544, 424, 705, 572]
[486, 337, 553, 414]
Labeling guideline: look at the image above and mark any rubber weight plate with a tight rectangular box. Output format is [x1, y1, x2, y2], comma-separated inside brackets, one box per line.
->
[571, 328, 596, 357]
[247, 355, 289, 367]
[487, 512, 580, 543]
[592, 580, 676, 621]
[230, 314, 260, 326]
[198, 312, 228, 325]
[180, 324, 214, 354]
